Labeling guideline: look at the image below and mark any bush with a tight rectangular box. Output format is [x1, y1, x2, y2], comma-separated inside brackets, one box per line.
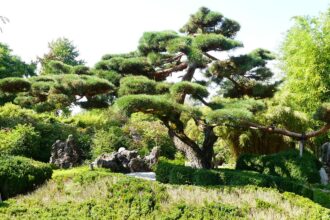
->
[0, 124, 41, 158]
[169, 165, 194, 185]
[0, 155, 52, 199]
[0, 104, 87, 162]
[155, 158, 183, 183]
[155, 159, 314, 200]
[313, 189, 330, 208]
[236, 149, 321, 184]
[218, 168, 314, 199]
[91, 126, 131, 158]
[193, 169, 221, 186]
[124, 113, 176, 159]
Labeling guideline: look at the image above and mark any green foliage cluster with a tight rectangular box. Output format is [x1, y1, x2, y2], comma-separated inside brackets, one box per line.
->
[0, 74, 115, 112]
[0, 155, 52, 199]
[170, 81, 209, 100]
[0, 77, 31, 93]
[91, 126, 130, 158]
[206, 98, 264, 124]
[180, 7, 240, 37]
[138, 31, 179, 55]
[115, 94, 186, 119]
[118, 76, 157, 96]
[0, 104, 86, 161]
[236, 149, 322, 184]
[0, 124, 40, 158]
[193, 33, 242, 52]
[95, 56, 154, 76]
[209, 48, 277, 98]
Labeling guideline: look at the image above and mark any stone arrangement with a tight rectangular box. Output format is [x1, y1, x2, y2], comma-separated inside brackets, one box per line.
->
[320, 142, 330, 184]
[49, 135, 82, 169]
[92, 146, 160, 173]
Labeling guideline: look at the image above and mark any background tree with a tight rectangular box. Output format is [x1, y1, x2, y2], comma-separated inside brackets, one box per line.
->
[276, 11, 330, 115]
[39, 37, 85, 75]
[0, 43, 36, 105]
[274, 9, 330, 152]
[0, 43, 36, 79]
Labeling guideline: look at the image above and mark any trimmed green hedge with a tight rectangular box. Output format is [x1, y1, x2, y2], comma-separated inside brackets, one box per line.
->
[236, 149, 322, 184]
[155, 160, 313, 199]
[0, 156, 52, 199]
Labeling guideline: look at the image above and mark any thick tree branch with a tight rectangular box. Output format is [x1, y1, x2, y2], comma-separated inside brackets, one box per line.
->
[226, 76, 247, 91]
[194, 94, 210, 106]
[203, 52, 219, 61]
[152, 62, 188, 81]
[243, 121, 330, 139]
[178, 63, 197, 103]
[164, 53, 184, 63]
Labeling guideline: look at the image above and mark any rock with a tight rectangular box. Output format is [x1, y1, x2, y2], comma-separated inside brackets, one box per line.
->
[49, 135, 81, 169]
[93, 146, 160, 173]
[129, 158, 150, 172]
[118, 147, 126, 153]
[94, 153, 124, 172]
[144, 146, 160, 168]
[120, 149, 138, 161]
[320, 167, 329, 185]
[321, 142, 330, 165]
[320, 143, 330, 184]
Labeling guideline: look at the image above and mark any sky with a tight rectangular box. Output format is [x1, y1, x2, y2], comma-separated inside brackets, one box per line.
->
[0, 0, 329, 66]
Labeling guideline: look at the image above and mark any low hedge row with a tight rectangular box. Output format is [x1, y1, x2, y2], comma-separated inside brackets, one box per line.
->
[0, 155, 53, 199]
[236, 149, 322, 184]
[155, 160, 313, 199]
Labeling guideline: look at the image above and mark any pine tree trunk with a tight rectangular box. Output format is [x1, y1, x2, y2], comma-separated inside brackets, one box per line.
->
[168, 128, 215, 169]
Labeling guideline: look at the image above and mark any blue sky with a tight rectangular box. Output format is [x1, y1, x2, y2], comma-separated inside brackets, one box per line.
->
[0, 0, 329, 65]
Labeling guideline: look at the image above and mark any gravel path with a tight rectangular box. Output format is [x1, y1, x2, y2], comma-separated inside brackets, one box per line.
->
[126, 172, 156, 181]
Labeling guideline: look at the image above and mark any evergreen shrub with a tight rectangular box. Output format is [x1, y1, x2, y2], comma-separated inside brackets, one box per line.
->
[0, 155, 52, 199]
[236, 149, 321, 184]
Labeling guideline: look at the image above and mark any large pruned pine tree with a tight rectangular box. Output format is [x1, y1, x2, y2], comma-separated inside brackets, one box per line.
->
[110, 7, 281, 168]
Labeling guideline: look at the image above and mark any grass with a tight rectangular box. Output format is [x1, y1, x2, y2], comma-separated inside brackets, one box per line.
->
[0, 166, 329, 219]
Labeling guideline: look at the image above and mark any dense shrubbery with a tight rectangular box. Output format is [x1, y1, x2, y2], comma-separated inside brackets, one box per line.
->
[91, 126, 130, 158]
[1, 167, 329, 219]
[0, 124, 40, 158]
[0, 104, 89, 161]
[155, 159, 317, 201]
[0, 155, 52, 199]
[236, 149, 322, 184]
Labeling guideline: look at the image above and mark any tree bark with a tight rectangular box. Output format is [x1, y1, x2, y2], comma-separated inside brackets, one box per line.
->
[178, 63, 197, 104]
[152, 62, 188, 81]
[244, 121, 330, 139]
[244, 121, 330, 157]
[201, 126, 218, 168]
[168, 129, 205, 168]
